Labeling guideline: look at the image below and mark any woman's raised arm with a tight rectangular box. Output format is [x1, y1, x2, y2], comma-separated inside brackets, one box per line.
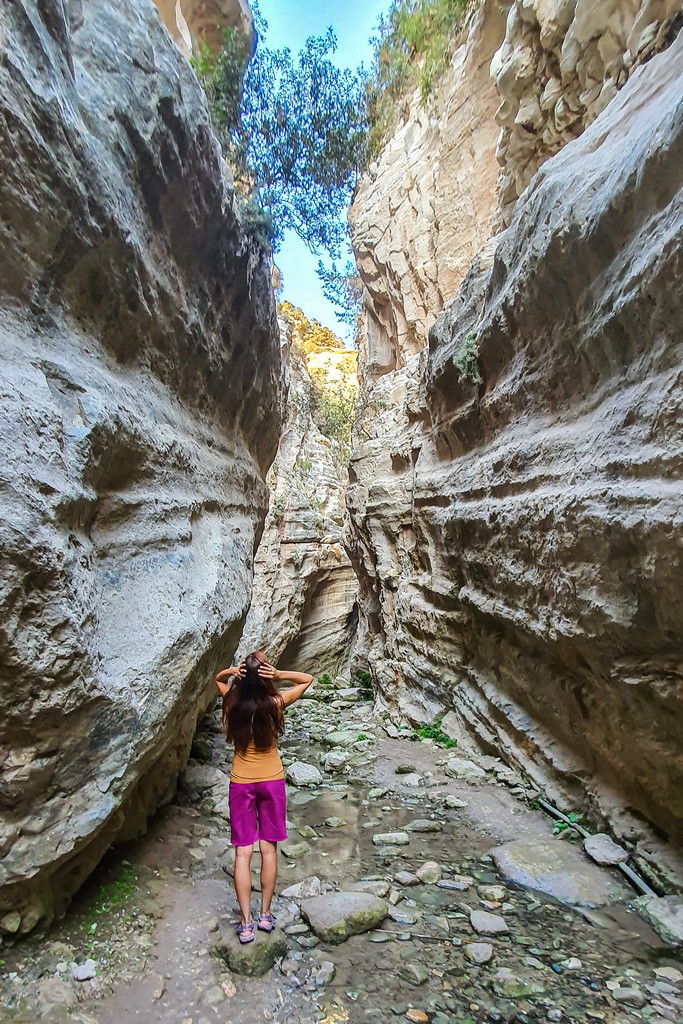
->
[259, 662, 314, 706]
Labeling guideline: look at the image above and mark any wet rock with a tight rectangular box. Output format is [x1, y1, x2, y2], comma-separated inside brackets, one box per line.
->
[583, 834, 629, 865]
[491, 839, 629, 907]
[348, 880, 392, 898]
[445, 757, 487, 781]
[395, 871, 420, 887]
[301, 891, 387, 944]
[312, 960, 336, 986]
[612, 987, 647, 1008]
[324, 817, 348, 828]
[635, 895, 683, 946]
[373, 832, 410, 846]
[216, 929, 287, 977]
[416, 861, 442, 883]
[396, 765, 417, 775]
[72, 959, 97, 982]
[398, 963, 429, 985]
[470, 910, 508, 935]
[406, 819, 443, 833]
[286, 762, 323, 787]
[464, 942, 494, 964]
[280, 876, 322, 901]
[281, 840, 311, 859]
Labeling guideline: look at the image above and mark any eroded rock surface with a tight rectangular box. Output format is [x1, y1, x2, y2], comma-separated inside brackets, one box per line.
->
[239, 342, 358, 674]
[492, 0, 683, 223]
[153, 0, 252, 56]
[346, 31, 683, 884]
[0, 0, 282, 931]
[349, 0, 506, 377]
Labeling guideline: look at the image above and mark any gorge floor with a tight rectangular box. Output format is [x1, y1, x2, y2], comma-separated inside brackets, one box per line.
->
[1, 692, 681, 1024]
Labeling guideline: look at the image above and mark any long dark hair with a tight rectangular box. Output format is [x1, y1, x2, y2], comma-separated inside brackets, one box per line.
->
[222, 651, 284, 752]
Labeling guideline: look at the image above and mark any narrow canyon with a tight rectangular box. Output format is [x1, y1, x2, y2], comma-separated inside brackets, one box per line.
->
[0, 0, 682, 1021]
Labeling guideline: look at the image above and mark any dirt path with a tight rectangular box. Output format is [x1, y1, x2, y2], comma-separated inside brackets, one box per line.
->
[1, 690, 681, 1024]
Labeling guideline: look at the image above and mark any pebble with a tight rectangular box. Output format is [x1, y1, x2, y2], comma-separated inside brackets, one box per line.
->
[654, 967, 683, 984]
[437, 875, 473, 891]
[470, 910, 509, 935]
[464, 942, 494, 964]
[71, 959, 97, 982]
[395, 765, 416, 775]
[612, 987, 647, 1008]
[324, 817, 347, 828]
[405, 1010, 428, 1023]
[415, 861, 442, 883]
[203, 984, 225, 1005]
[312, 961, 336, 986]
[398, 963, 429, 986]
[395, 871, 420, 886]
[373, 832, 410, 846]
[406, 819, 442, 833]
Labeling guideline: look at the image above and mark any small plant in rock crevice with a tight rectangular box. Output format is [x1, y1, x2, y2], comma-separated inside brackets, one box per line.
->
[552, 811, 585, 836]
[453, 329, 482, 385]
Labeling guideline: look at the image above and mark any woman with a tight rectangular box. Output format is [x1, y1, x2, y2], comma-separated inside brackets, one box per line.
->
[215, 651, 313, 943]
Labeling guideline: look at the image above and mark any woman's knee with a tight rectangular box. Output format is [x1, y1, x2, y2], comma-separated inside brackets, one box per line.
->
[235, 845, 254, 862]
[259, 840, 277, 857]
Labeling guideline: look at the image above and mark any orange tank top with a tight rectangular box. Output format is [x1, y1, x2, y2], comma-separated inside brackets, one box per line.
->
[230, 742, 284, 784]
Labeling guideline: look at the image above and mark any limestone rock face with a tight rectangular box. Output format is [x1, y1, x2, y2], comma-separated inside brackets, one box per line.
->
[492, 0, 683, 223]
[349, 0, 506, 379]
[239, 342, 358, 675]
[153, 0, 252, 57]
[347, 34, 683, 883]
[0, 0, 282, 931]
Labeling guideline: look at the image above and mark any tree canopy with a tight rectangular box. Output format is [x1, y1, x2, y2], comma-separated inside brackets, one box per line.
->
[192, 8, 368, 255]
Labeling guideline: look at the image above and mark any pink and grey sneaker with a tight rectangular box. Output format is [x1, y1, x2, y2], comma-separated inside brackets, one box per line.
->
[258, 912, 276, 933]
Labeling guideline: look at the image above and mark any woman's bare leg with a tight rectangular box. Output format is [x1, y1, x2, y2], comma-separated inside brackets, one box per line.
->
[259, 840, 277, 915]
[234, 845, 254, 924]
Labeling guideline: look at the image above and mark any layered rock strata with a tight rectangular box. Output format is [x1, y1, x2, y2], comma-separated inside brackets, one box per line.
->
[240, 341, 358, 676]
[349, 0, 506, 378]
[493, 0, 683, 223]
[347, 34, 683, 884]
[0, 0, 282, 932]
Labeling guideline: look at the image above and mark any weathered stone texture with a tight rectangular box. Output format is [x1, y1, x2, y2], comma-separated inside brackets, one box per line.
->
[492, 0, 683, 223]
[239, 339, 358, 675]
[347, 34, 683, 884]
[153, 0, 252, 56]
[0, 0, 282, 931]
[349, 0, 506, 379]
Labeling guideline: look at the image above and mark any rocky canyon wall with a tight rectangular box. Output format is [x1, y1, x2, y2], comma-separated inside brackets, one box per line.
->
[240, 336, 358, 676]
[347, 0, 683, 886]
[493, 0, 683, 224]
[0, 0, 282, 932]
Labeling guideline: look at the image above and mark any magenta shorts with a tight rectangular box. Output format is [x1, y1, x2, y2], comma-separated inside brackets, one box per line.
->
[228, 779, 288, 847]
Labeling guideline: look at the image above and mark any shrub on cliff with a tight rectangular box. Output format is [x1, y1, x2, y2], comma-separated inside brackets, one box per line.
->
[366, 0, 470, 158]
[192, 8, 367, 255]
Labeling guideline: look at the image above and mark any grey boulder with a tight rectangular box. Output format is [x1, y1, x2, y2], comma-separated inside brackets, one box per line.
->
[301, 891, 387, 943]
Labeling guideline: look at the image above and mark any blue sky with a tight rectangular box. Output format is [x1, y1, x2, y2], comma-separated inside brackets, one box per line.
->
[260, 0, 389, 339]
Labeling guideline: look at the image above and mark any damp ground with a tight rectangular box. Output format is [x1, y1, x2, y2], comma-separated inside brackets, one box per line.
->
[1, 689, 681, 1024]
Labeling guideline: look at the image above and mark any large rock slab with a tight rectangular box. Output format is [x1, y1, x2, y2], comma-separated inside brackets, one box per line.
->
[215, 928, 287, 977]
[635, 895, 683, 946]
[0, 0, 282, 933]
[491, 839, 629, 908]
[301, 892, 387, 944]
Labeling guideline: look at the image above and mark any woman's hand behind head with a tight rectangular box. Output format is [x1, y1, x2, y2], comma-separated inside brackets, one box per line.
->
[258, 662, 278, 680]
